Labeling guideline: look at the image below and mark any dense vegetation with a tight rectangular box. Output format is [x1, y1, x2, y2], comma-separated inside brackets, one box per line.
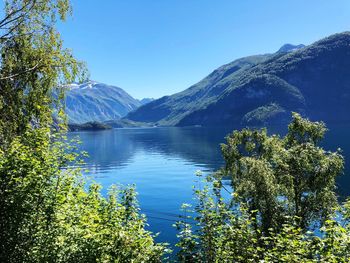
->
[175, 113, 350, 262]
[0, 1, 166, 262]
[126, 32, 350, 128]
[68, 121, 112, 131]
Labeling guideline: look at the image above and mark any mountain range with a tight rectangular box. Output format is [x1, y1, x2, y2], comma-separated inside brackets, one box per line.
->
[125, 32, 350, 127]
[65, 81, 153, 124]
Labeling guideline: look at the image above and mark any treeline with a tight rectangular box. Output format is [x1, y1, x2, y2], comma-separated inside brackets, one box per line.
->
[0, 1, 349, 262]
[68, 121, 112, 131]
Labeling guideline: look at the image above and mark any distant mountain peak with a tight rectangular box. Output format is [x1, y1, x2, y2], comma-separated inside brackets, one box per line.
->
[65, 81, 142, 124]
[277, 43, 305, 53]
[67, 80, 100, 90]
[139, 98, 155, 105]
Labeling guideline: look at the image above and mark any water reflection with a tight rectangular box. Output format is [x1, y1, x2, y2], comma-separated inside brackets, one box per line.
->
[71, 127, 233, 173]
[68, 124, 350, 246]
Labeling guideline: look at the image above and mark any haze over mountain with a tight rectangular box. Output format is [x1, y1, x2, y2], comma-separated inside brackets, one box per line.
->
[125, 32, 350, 127]
[65, 81, 142, 124]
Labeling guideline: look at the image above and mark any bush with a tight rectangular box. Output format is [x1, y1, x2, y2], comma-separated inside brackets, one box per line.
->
[0, 128, 166, 262]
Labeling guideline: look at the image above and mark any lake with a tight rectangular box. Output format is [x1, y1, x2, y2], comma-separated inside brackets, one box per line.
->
[68, 125, 350, 246]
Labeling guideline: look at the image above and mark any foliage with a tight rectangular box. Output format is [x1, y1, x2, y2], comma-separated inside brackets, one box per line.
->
[176, 114, 348, 262]
[0, 0, 87, 146]
[0, 1, 166, 262]
[0, 128, 166, 262]
[176, 177, 350, 263]
[221, 112, 343, 232]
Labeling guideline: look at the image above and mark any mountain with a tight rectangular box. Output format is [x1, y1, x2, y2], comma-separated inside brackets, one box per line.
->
[125, 32, 350, 127]
[277, 44, 305, 53]
[126, 54, 271, 125]
[139, 98, 154, 105]
[65, 81, 141, 124]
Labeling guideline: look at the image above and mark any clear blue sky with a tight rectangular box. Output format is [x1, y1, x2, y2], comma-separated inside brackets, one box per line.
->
[58, 0, 350, 99]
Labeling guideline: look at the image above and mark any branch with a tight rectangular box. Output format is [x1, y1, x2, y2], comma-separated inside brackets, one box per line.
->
[0, 17, 25, 40]
[0, 0, 38, 41]
[0, 28, 48, 44]
[0, 62, 41, 80]
[0, 0, 36, 28]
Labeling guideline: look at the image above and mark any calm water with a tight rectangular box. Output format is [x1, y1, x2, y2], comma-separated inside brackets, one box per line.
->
[68, 125, 350, 246]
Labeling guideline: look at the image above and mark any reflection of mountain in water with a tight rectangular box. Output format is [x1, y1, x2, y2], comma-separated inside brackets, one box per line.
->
[69, 130, 138, 173]
[124, 127, 230, 170]
[70, 124, 350, 197]
[69, 127, 231, 173]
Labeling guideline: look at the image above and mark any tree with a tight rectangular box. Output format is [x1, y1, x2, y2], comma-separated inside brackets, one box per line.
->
[176, 114, 348, 262]
[221, 113, 344, 232]
[0, 1, 166, 261]
[0, 0, 85, 146]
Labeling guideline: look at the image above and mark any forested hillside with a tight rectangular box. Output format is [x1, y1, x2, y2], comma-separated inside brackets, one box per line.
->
[126, 32, 350, 128]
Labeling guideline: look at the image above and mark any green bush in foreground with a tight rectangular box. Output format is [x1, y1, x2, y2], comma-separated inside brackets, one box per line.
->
[176, 114, 350, 262]
[0, 128, 166, 262]
[176, 180, 350, 262]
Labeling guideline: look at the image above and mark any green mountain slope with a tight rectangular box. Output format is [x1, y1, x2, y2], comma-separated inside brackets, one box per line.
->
[126, 54, 271, 125]
[126, 32, 350, 127]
